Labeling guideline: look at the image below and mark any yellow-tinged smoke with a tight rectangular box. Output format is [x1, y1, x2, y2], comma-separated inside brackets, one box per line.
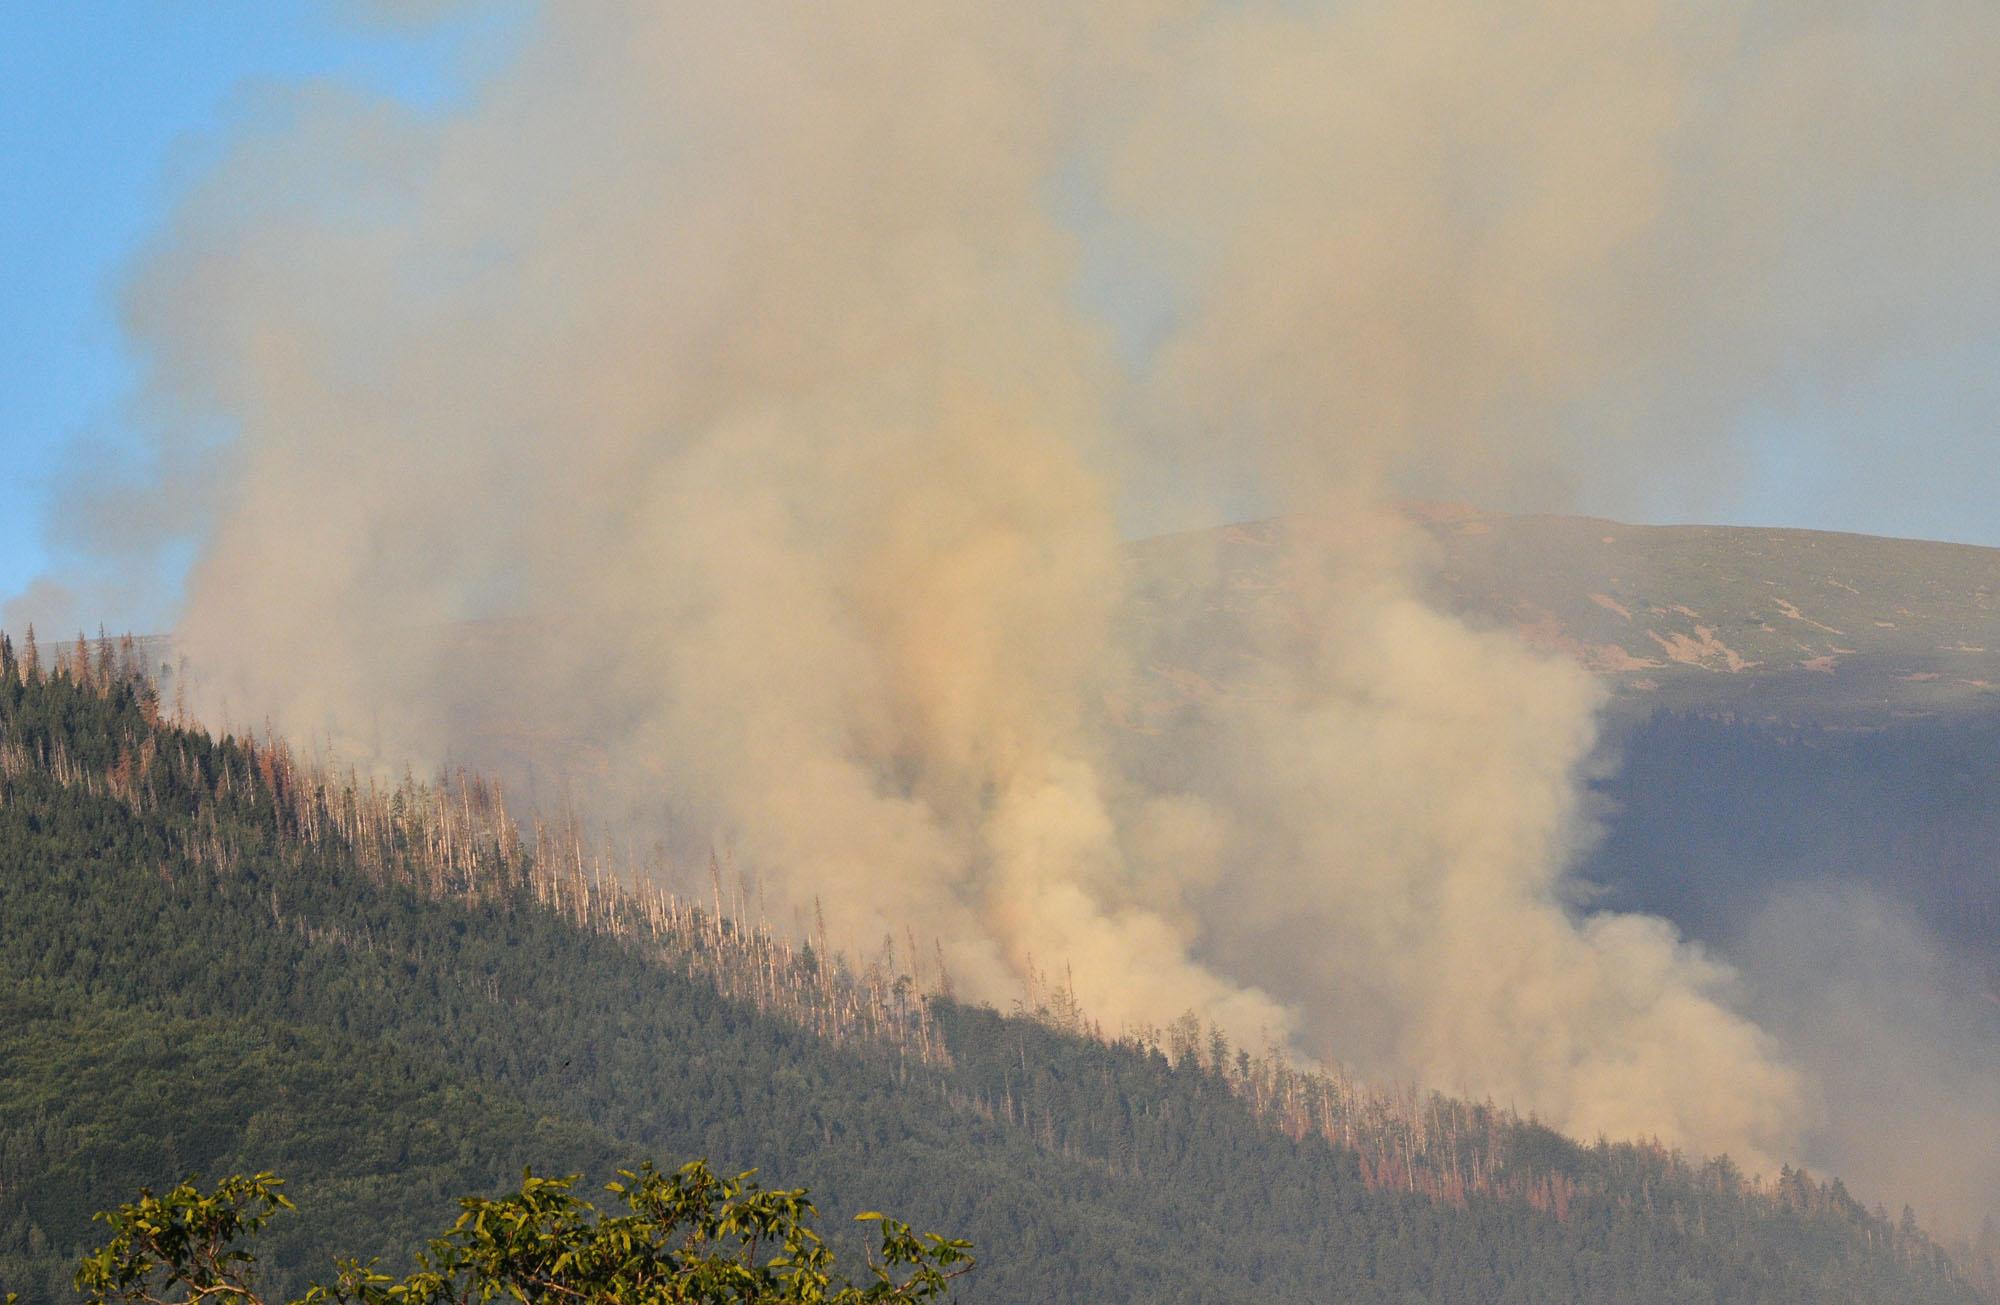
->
[85, 0, 2000, 1178]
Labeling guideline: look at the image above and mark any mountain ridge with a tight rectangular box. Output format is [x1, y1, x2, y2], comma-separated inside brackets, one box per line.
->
[1124, 505, 2000, 729]
[2, 645, 1992, 1302]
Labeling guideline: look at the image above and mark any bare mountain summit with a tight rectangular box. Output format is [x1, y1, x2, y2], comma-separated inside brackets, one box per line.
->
[1125, 504, 2000, 727]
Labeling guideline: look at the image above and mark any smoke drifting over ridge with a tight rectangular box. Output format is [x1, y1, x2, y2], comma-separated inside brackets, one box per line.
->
[56, 0, 2000, 1178]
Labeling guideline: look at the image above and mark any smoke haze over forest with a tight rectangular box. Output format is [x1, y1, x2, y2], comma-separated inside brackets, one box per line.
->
[8, 0, 2000, 1239]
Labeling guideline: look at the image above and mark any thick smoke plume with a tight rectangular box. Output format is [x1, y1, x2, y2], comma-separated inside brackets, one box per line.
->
[51, 0, 2000, 1182]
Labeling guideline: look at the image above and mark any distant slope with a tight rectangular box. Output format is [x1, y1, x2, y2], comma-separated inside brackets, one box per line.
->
[1124, 506, 2000, 726]
[119, 508, 2000, 772]
[2, 656, 1990, 1303]
[1123, 505, 2000, 1009]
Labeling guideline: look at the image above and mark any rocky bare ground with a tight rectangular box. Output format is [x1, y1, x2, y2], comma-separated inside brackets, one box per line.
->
[1124, 503, 2000, 727]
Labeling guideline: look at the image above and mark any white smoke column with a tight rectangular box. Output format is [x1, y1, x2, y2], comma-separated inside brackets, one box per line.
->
[619, 386, 1294, 1038]
[1092, 0, 1815, 1162]
[109, 0, 2000, 1173]
[1182, 511, 1800, 1158]
[139, 1, 1297, 1049]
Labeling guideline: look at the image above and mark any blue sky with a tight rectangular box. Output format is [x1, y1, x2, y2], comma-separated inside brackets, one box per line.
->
[2, 4, 1997, 630]
[0, 1, 527, 620]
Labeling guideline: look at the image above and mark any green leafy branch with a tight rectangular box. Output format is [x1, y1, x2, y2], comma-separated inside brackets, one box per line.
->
[65, 1163, 971, 1305]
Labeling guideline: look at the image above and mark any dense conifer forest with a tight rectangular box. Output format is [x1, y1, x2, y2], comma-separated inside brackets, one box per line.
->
[0, 635, 1993, 1303]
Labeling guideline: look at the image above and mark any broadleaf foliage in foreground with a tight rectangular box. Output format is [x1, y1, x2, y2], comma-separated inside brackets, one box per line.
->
[73, 1162, 970, 1304]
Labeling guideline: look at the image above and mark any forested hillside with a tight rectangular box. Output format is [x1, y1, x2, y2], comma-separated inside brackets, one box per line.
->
[1, 635, 1991, 1304]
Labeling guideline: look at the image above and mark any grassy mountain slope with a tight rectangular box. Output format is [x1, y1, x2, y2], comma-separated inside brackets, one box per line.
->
[1124, 506, 2000, 726]
[1, 657, 1991, 1303]
[1124, 508, 2000, 1016]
